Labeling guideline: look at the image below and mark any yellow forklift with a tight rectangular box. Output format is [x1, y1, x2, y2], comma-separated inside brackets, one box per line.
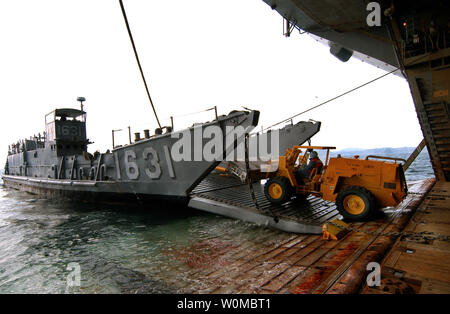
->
[263, 146, 408, 221]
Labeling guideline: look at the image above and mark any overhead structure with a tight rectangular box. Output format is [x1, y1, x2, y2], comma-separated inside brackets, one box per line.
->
[262, 0, 450, 181]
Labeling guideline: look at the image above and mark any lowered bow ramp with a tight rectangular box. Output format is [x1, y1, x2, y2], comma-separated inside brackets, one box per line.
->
[188, 173, 340, 234]
[224, 120, 321, 181]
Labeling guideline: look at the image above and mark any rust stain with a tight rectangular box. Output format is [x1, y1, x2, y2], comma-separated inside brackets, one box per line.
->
[291, 242, 360, 293]
[322, 247, 356, 268]
[163, 239, 237, 269]
[328, 251, 383, 294]
[291, 269, 329, 294]
[343, 242, 359, 251]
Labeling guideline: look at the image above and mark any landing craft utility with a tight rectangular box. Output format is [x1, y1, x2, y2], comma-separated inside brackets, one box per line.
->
[2, 99, 321, 205]
[3, 102, 257, 203]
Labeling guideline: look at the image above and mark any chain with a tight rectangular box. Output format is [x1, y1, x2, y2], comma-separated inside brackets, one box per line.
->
[244, 134, 260, 210]
[327, 219, 450, 242]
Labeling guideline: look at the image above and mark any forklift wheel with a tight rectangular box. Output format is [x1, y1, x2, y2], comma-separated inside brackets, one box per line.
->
[264, 177, 292, 205]
[336, 186, 376, 221]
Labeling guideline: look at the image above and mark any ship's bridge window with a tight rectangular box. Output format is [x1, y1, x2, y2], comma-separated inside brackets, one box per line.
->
[45, 108, 86, 124]
[45, 108, 87, 142]
[55, 116, 83, 122]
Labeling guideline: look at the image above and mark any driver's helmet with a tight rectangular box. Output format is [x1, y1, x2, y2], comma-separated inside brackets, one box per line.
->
[309, 151, 318, 159]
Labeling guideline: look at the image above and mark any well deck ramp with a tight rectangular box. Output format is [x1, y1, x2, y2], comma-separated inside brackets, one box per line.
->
[189, 173, 340, 234]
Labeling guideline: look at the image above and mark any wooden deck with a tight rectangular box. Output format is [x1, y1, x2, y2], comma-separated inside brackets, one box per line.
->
[165, 178, 448, 294]
[362, 180, 450, 294]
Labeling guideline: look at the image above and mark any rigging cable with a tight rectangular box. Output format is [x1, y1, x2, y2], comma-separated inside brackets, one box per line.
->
[261, 66, 400, 132]
[118, 0, 162, 128]
[261, 51, 433, 133]
[169, 107, 216, 119]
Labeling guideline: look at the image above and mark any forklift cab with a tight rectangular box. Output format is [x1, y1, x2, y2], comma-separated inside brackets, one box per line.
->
[292, 146, 336, 191]
[293, 146, 335, 176]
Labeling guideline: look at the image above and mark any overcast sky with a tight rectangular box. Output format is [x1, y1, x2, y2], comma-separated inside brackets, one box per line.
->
[0, 0, 423, 164]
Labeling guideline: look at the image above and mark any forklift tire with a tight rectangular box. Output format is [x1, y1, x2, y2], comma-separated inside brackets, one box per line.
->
[336, 186, 376, 221]
[264, 177, 292, 205]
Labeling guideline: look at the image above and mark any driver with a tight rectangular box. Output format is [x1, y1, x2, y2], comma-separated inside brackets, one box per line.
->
[296, 150, 323, 181]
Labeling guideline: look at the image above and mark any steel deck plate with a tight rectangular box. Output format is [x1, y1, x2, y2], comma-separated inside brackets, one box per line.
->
[189, 173, 340, 234]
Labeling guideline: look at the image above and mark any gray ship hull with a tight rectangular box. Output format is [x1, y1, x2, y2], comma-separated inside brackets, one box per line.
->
[2, 176, 190, 205]
[3, 109, 260, 203]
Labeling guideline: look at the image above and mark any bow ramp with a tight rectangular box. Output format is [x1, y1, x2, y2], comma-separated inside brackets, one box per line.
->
[188, 172, 340, 234]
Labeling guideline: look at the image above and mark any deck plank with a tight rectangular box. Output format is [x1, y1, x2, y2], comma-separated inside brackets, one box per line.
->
[362, 181, 450, 294]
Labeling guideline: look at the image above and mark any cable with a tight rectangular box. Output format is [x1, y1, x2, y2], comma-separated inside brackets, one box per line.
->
[118, 0, 162, 128]
[262, 67, 400, 132]
[169, 107, 216, 119]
